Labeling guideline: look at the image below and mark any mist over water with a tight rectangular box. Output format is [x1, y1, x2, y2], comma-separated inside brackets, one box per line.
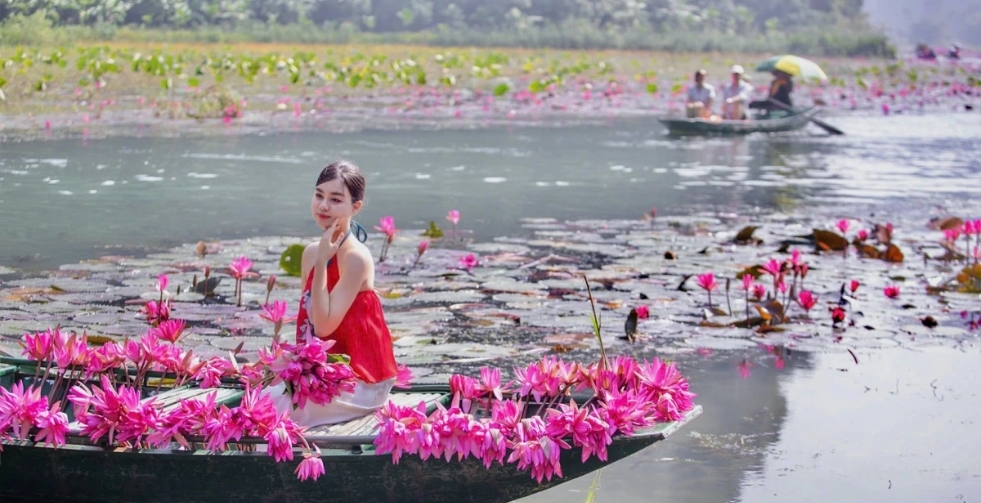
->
[864, 0, 980, 46]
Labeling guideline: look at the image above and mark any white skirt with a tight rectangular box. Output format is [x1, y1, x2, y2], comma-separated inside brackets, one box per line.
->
[267, 378, 395, 428]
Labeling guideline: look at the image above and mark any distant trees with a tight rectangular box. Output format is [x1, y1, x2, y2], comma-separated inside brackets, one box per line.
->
[0, 0, 872, 31]
[0, 0, 893, 56]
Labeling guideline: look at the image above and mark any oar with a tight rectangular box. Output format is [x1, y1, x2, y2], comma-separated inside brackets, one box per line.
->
[767, 98, 845, 135]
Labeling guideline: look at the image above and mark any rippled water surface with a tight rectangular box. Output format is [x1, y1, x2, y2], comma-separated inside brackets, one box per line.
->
[1, 113, 978, 270]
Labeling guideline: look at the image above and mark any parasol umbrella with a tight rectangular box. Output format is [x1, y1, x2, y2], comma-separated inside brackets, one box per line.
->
[756, 55, 842, 135]
[756, 55, 828, 81]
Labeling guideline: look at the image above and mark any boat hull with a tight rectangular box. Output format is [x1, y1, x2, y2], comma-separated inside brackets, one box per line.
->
[0, 408, 699, 503]
[658, 110, 816, 135]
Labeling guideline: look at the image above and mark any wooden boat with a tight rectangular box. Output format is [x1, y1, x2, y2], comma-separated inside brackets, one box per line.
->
[658, 108, 818, 135]
[0, 359, 701, 503]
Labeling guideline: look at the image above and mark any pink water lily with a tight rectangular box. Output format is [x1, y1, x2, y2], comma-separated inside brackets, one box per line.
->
[797, 290, 818, 315]
[0, 382, 50, 441]
[413, 240, 429, 268]
[265, 274, 277, 304]
[741, 274, 753, 291]
[143, 300, 171, 326]
[831, 306, 847, 325]
[228, 256, 254, 280]
[21, 328, 55, 362]
[751, 283, 767, 301]
[446, 209, 460, 226]
[857, 229, 869, 241]
[696, 273, 717, 291]
[260, 301, 297, 342]
[156, 274, 169, 294]
[295, 446, 326, 481]
[33, 402, 70, 447]
[849, 280, 861, 293]
[229, 256, 255, 307]
[761, 259, 782, 277]
[151, 319, 186, 344]
[696, 273, 718, 310]
[260, 301, 297, 325]
[374, 216, 397, 240]
[883, 285, 900, 299]
[374, 216, 397, 261]
[394, 364, 414, 389]
[836, 219, 850, 234]
[460, 253, 479, 271]
[635, 305, 650, 319]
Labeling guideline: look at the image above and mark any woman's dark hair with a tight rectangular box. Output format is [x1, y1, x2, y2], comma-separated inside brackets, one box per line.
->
[316, 159, 366, 203]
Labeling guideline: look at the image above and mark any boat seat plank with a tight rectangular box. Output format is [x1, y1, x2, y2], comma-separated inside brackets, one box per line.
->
[305, 392, 446, 439]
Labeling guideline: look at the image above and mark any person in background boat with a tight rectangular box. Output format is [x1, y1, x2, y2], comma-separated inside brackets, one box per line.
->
[269, 159, 398, 428]
[948, 44, 961, 59]
[749, 70, 793, 114]
[720, 65, 754, 120]
[916, 43, 937, 60]
[685, 69, 716, 119]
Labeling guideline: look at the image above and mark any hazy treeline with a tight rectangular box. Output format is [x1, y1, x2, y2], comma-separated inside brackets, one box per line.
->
[0, 0, 894, 56]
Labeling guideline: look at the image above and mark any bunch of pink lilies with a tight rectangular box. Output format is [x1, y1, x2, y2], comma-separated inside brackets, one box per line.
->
[374, 354, 695, 483]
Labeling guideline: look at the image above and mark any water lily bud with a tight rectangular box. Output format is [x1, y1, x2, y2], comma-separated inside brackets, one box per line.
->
[417, 240, 429, 256]
[267, 275, 277, 293]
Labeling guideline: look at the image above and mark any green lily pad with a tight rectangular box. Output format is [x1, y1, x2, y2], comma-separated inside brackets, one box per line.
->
[279, 244, 305, 277]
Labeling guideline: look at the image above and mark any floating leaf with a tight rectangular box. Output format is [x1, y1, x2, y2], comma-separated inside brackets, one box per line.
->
[956, 264, 981, 293]
[927, 216, 963, 231]
[421, 221, 444, 238]
[734, 265, 764, 280]
[855, 243, 881, 259]
[755, 299, 785, 324]
[493, 82, 510, 96]
[813, 229, 848, 252]
[733, 226, 759, 244]
[883, 243, 904, 263]
[279, 244, 305, 277]
[85, 335, 115, 346]
[645, 82, 658, 94]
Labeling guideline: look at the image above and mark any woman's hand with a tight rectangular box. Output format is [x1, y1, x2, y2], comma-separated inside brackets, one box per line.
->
[316, 222, 343, 266]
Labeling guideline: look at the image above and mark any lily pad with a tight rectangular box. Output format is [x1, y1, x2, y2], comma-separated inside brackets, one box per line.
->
[279, 244, 305, 277]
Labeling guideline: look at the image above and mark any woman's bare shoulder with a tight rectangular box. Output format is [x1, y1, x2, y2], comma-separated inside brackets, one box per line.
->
[340, 241, 373, 270]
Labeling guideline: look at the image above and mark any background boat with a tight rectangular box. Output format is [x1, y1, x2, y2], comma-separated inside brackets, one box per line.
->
[658, 108, 818, 135]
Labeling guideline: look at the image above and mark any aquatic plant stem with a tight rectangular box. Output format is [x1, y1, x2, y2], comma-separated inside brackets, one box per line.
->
[583, 275, 609, 370]
[744, 290, 750, 321]
[725, 278, 732, 316]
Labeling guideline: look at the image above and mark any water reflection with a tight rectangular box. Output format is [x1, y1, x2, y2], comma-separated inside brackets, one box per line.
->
[525, 344, 981, 503]
[522, 346, 812, 503]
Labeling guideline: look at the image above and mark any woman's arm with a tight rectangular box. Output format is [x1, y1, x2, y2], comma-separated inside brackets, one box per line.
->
[309, 250, 369, 338]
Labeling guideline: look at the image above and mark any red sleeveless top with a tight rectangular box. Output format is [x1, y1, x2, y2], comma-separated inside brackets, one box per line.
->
[295, 259, 398, 384]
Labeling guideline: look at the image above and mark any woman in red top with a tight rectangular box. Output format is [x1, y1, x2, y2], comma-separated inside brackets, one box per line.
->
[271, 159, 398, 428]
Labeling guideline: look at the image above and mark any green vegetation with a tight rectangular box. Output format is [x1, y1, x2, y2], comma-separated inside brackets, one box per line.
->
[0, 1, 894, 57]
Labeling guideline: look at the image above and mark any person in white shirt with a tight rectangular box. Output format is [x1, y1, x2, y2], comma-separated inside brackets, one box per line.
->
[721, 65, 754, 120]
[685, 69, 715, 119]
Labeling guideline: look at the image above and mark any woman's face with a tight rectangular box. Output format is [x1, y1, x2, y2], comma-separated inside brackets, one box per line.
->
[311, 178, 361, 231]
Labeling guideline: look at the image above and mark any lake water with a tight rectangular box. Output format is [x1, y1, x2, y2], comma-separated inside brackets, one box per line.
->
[1, 113, 978, 271]
[2, 112, 981, 503]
